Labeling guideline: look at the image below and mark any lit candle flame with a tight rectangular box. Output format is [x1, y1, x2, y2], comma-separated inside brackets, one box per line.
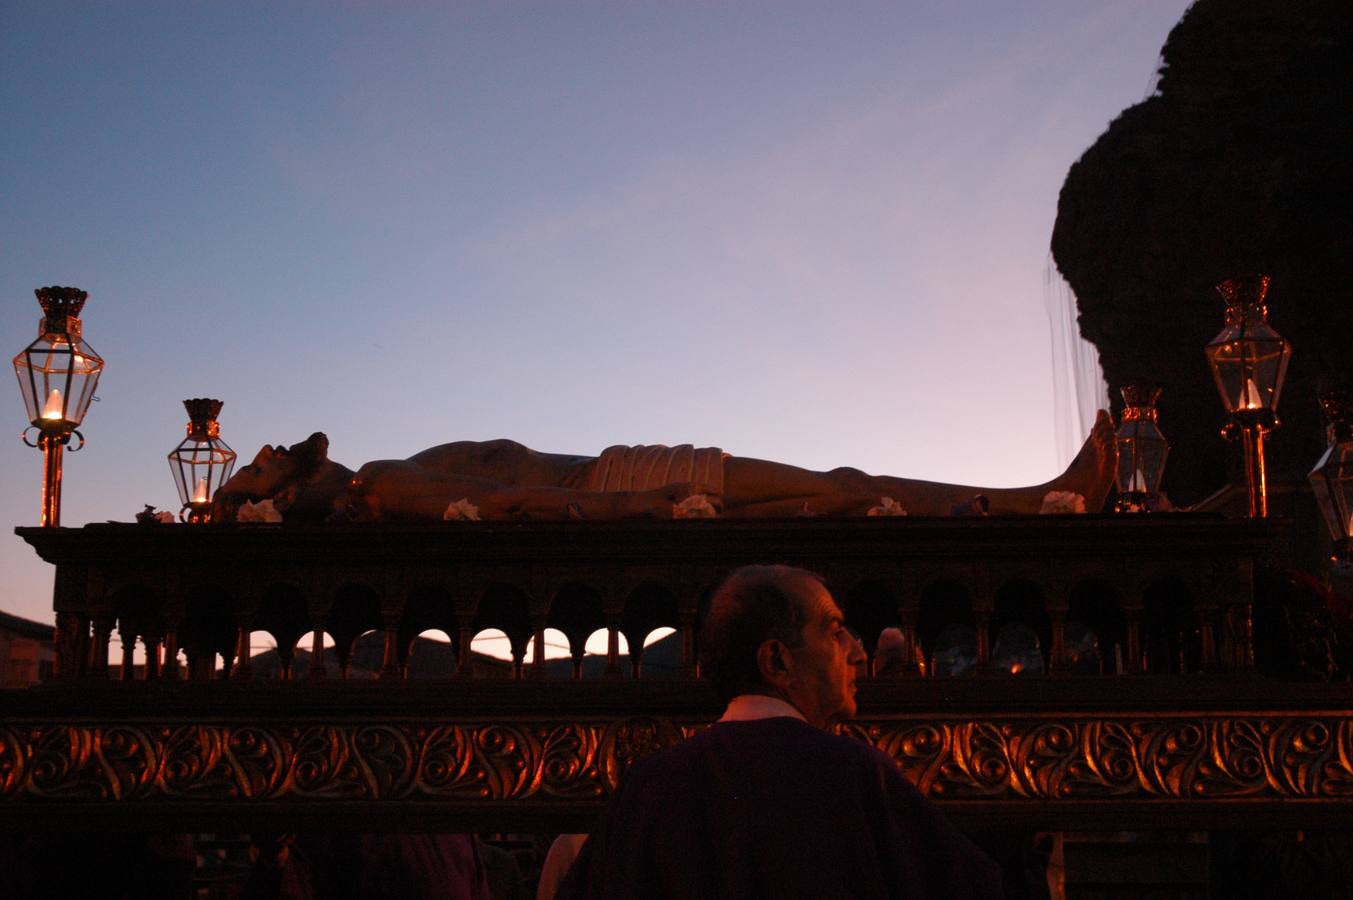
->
[1129, 468, 1147, 492]
[1242, 377, 1263, 410]
[193, 476, 209, 504]
[41, 388, 63, 420]
[1009, 662, 1023, 675]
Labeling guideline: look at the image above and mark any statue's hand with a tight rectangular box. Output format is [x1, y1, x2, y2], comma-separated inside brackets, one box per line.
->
[652, 482, 722, 518]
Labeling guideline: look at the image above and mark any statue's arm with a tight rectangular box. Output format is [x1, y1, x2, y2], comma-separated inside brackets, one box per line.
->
[349, 460, 708, 521]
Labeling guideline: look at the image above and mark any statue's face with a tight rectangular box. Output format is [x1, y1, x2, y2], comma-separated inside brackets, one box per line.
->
[217, 445, 302, 502]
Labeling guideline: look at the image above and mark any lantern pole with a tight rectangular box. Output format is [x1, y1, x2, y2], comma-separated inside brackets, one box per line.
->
[24, 421, 86, 527]
[39, 431, 65, 527]
[1230, 417, 1269, 518]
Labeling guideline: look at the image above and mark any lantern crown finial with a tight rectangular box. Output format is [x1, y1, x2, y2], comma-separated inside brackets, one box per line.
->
[1215, 274, 1271, 312]
[183, 397, 224, 424]
[35, 286, 88, 318]
[1120, 385, 1162, 419]
[183, 398, 224, 440]
[34, 286, 89, 337]
[1318, 387, 1353, 443]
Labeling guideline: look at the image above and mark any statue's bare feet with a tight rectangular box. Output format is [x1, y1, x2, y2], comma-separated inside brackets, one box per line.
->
[1056, 409, 1117, 512]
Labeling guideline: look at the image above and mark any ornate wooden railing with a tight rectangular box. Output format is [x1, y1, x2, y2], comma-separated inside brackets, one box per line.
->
[7, 515, 1347, 833]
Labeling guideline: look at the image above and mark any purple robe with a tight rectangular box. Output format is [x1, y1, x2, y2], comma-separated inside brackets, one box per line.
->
[559, 717, 1002, 899]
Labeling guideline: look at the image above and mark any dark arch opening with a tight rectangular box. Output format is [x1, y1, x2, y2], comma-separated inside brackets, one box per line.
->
[330, 583, 382, 678]
[1143, 576, 1200, 674]
[1068, 578, 1127, 674]
[255, 583, 309, 679]
[918, 581, 975, 676]
[622, 584, 679, 678]
[842, 580, 898, 676]
[993, 579, 1049, 675]
[474, 584, 531, 677]
[549, 583, 605, 679]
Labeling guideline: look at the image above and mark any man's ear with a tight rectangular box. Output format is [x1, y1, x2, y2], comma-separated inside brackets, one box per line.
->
[755, 639, 793, 692]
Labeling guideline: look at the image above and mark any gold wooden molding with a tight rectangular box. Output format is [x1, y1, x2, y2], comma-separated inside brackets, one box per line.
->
[4, 714, 1352, 806]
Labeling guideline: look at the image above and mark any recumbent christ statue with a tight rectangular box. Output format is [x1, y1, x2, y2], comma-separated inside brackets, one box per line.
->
[212, 411, 1116, 522]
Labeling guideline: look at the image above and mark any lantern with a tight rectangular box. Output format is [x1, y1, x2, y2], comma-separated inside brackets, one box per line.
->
[12, 286, 105, 526]
[1114, 386, 1170, 512]
[1204, 275, 1291, 517]
[1309, 389, 1353, 557]
[168, 398, 237, 523]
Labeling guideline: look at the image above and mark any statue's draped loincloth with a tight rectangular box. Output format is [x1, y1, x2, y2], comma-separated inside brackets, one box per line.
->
[586, 445, 726, 495]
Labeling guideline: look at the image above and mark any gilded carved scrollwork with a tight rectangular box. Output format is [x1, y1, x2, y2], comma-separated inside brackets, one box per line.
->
[0, 727, 27, 797]
[4, 716, 1353, 808]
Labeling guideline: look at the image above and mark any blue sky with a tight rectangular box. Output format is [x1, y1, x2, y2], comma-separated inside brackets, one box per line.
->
[2, 1, 1190, 625]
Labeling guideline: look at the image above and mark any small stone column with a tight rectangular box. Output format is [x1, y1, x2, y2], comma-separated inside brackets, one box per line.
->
[1048, 611, 1067, 673]
[604, 614, 623, 679]
[678, 609, 698, 679]
[1199, 608, 1219, 672]
[380, 614, 402, 680]
[455, 615, 475, 678]
[307, 621, 328, 680]
[143, 631, 162, 680]
[87, 616, 113, 679]
[1225, 603, 1255, 671]
[53, 612, 86, 681]
[897, 608, 921, 677]
[232, 613, 255, 680]
[119, 627, 136, 681]
[161, 625, 181, 681]
[974, 611, 992, 672]
[529, 617, 548, 680]
[1125, 610, 1143, 674]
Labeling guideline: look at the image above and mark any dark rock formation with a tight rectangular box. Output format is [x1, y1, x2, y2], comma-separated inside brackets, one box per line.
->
[1052, 0, 1353, 507]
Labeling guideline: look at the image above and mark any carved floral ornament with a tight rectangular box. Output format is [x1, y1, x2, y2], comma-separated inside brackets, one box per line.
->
[3, 715, 1352, 805]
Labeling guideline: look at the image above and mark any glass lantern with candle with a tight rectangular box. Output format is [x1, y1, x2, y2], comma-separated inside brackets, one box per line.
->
[1205, 275, 1291, 420]
[1114, 386, 1170, 512]
[13, 286, 105, 526]
[1309, 389, 1353, 559]
[1205, 275, 1292, 518]
[168, 398, 237, 523]
[13, 287, 104, 436]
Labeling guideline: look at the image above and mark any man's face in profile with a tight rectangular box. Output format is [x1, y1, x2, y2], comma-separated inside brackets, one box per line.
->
[782, 577, 867, 728]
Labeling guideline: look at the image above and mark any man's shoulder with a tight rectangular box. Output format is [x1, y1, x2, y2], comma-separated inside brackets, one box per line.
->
[627, 717, 898, 777]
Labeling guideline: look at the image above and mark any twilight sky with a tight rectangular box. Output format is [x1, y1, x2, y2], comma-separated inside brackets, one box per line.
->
[2, 1, 1190, 626]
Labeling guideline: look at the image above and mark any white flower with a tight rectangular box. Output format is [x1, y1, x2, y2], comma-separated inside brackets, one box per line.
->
[237, 498, 283, 523]
[673, 494, 718, 519]
[155, 511, 176, 524]
[1040, 490, 1086, 514]
[867, 497, 908, 517]
[443, 498, 480, 521]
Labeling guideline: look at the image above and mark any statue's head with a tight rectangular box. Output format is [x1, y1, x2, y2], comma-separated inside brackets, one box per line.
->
[213, 433, 337, 520]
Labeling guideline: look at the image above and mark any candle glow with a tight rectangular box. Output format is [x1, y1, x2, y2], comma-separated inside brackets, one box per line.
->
[41, 389, 63, 420]
[192, 475, 209, 504]
[1242, 377, 1263, 410]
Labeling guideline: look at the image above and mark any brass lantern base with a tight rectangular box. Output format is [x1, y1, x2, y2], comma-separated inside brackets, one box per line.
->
[181, 501, 213, 525]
